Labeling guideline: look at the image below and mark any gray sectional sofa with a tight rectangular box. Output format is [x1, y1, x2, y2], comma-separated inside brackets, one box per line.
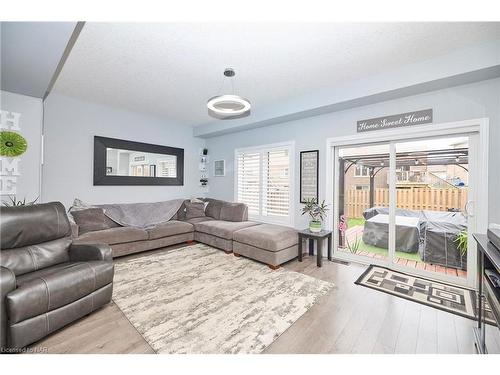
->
[71, 198, 299, 269]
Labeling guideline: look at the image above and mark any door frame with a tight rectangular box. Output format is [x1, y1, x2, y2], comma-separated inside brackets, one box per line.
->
[325, 118, 489, 288]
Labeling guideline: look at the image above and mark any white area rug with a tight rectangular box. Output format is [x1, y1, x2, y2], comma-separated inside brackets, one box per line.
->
[112, 243, 333, 353]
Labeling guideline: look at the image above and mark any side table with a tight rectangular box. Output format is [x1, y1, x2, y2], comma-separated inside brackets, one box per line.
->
[298, 229, 332, 267]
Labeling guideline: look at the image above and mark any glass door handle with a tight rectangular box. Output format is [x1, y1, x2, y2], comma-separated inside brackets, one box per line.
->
[465, 200, 475, 217]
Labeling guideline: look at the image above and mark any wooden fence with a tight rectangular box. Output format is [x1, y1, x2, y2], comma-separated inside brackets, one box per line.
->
[345, 188, 468, 218]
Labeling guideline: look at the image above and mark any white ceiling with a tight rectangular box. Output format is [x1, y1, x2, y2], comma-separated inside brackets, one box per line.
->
[53, 22, 500, 127]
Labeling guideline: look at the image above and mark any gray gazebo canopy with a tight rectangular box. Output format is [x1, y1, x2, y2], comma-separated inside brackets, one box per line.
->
[338, 148, 468, 211]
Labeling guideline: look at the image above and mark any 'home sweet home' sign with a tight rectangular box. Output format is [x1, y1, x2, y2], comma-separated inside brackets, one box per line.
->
[357, 109, 433, 133]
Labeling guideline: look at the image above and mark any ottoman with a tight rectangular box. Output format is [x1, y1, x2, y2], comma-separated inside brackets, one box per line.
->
[232, 223, 298, 269]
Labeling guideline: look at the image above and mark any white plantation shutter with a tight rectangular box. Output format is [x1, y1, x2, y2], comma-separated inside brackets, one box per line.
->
[158, 158, 177, 177]
[237, 152, 261, 216]
[263, 149, 290, 218]
[235, 143, 293, 225]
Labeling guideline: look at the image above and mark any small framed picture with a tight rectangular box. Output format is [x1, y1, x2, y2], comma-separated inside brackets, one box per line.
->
[214, 160, 225, 177]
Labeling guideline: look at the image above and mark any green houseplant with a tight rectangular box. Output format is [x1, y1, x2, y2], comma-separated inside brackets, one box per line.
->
[455, 229, 468, 257]
[2, 196, 38, 206]
[301, 198, 328, 233]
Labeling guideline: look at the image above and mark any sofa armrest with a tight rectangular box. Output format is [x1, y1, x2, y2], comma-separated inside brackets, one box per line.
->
[69, 243, 113, 262]
[1, 266, 16, 351]
[70, 222, 79, 238]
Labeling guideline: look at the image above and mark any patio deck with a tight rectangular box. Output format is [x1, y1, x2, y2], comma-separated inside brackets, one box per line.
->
[342, 225, 467, 278]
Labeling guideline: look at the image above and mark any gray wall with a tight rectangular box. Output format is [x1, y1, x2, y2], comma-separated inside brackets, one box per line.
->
[1, 22, 76, 98]
[205, 78, 500, 228]
[0, 90, 43, 202]
[42, 93, 205, 209]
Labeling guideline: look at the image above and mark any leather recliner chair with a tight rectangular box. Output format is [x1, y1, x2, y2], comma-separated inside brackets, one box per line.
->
[0, 202, 114, 352]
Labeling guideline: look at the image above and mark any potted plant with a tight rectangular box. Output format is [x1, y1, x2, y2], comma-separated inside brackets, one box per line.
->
[455, 229, 468, 257]
[337, 215, 360, 253]
[2, 196, 38, 206]
[301, 198, 328, 233]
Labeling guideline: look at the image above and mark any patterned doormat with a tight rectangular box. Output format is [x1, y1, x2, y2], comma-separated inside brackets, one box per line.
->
[355, 265, 495, 325]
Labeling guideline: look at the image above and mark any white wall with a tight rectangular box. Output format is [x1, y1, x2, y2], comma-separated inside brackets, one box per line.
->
[205, 78, 500, 228]
[42, 93, 205, 209]
[0, 90, 43, 203]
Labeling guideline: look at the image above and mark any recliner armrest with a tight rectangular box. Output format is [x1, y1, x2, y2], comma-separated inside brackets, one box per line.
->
[69, 243, 113, 262]
[1, 266, 16, 351]
[70, 222, 79, 238]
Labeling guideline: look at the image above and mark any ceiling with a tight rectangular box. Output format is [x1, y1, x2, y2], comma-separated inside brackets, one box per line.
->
[52, 22, 500, 127]
[1, 22, 76, 98]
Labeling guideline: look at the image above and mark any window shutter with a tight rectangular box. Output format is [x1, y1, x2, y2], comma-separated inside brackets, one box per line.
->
[236, 144, 292, 225]
[158, 157, 177, 177]
[236, 151, 261, 216]
[262, 149, 290, 218]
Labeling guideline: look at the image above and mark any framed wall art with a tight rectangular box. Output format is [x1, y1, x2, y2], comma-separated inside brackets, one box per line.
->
[214, 159, 225, 177]
[300, 150, 319, 203]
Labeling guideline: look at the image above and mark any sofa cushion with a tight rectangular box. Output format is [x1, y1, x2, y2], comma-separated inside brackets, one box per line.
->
[219, 202, 248, 222]
[73, 227, 148, 245]
[205, 198, 223, 219]
[16, 262, 74, 287]
[110, 232, 194, 258]
[194, 231, 233, 252]
[0, 202, 71, 250]
[6, 261, 114, 324]
[233, 223, 298, 252]
[70, 208, 111, 235]
[194, 220, 260, 240]
[147, 220, 194, 240]
[185, 201, 206, 219]
[185, 217, 215, 224]
[233, 242, 298, 266]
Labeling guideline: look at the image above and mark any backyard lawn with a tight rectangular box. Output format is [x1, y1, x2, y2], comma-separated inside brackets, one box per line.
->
[347, 217, 365, 228]
[355, 239, 421, 262]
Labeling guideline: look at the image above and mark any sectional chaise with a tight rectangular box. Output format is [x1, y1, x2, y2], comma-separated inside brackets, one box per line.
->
[72, 198, 299, 269]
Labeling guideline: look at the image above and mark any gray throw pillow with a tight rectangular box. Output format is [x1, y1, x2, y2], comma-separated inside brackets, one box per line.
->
[185, 201, 206, 219]
[71, 208, 112, 235]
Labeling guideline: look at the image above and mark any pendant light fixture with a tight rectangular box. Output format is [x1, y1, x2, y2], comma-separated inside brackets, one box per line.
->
[207, 68, 251, 119]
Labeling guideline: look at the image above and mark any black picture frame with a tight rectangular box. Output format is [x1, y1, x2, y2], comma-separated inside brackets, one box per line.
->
[299, 150, 319, 203]
[93, 136, 184, 186]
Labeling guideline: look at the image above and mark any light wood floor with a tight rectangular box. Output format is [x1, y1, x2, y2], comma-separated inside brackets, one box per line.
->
[28, 244, 499, 354]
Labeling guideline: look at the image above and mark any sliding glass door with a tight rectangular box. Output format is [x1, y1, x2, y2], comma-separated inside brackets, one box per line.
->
[393, 136, 471, 280]
[337, 142, 390, 262]
[333, 133, 477, 286]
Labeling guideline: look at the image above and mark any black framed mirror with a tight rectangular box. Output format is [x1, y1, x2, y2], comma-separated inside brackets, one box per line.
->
[93, 136, 184, 186]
